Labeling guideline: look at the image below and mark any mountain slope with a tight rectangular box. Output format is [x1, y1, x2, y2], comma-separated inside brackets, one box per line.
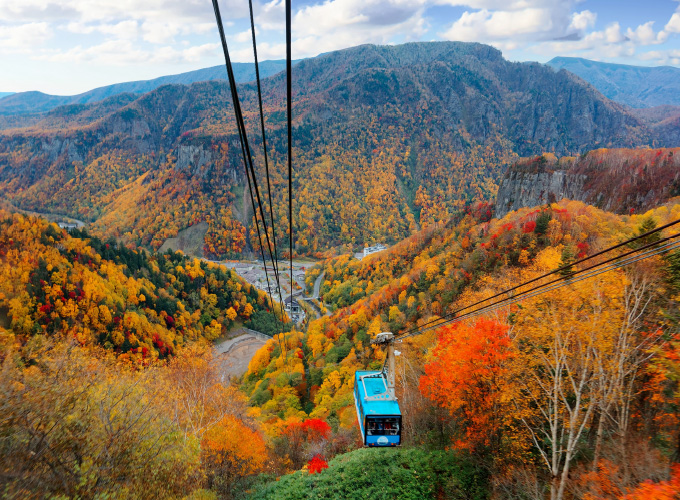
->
[0, 209, 276, 354]
[0, 41, 663, 258]
[0, 59, 294, 116]
[495, 147, 680, 217]
[547, 56, 680, 108]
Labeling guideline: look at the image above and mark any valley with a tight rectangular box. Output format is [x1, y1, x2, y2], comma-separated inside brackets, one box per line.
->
[2, 38, 680, 500]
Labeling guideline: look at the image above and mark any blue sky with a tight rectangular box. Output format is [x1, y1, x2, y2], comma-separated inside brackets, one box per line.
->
[1, 0, 680, 95]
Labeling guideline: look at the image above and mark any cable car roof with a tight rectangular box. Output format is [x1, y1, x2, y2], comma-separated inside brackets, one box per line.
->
[355, 371, 401, 415]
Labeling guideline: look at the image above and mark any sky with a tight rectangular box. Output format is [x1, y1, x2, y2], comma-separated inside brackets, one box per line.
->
[1, 0, 680, 95]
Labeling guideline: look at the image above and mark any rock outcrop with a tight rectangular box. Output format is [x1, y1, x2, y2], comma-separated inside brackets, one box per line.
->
[495, 148, 680, 217]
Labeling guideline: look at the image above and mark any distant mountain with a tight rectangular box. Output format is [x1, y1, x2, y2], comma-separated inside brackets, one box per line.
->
[0, 60, 295, 115]
[0, 41, 666, 258]
[547, 57, 680, 108]
[495, 148, 680, 217]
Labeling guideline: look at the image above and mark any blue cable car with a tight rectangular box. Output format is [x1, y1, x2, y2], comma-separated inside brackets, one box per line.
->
[353, 332, 402, 447]
[354, 371, 402, 446]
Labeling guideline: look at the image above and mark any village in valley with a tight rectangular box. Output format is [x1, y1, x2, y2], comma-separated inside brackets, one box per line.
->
[220, 243, 388, 325]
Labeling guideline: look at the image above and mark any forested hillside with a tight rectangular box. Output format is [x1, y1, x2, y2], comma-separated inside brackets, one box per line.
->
[4, 196, 680, 497]
[0, 209, 295, 498]
[242, 198, 680, 498]
[0, 210, 279, 356]
[0, 41, 665, 259]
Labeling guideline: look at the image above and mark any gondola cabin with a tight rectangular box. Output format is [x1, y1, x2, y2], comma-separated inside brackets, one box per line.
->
[354, 370, 402, 446]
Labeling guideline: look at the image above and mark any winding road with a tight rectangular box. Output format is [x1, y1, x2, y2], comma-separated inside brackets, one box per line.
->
[312, 271, 325, 299]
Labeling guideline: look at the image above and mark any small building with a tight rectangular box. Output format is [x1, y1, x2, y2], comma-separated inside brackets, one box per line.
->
[284, 296, 301, 314]
[57, 222, 79, 230]
[363, 244, 387, 258]
[284, 296, 305, 324]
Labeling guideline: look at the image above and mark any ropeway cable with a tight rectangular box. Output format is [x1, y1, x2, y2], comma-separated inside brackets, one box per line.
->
[396, 235, 680, 341]
[248, 0, 284, 304]
[286, 0, 294, 329]
[211, 0, 286, 339]
[396, 218, 680, 340]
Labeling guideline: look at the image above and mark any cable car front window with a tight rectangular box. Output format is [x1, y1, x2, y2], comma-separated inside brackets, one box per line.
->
[366, 417, 401, 436]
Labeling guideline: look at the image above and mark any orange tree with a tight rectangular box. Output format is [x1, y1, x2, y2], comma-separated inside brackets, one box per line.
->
[201, 416, 267, 494]
[420, 318, 518, 460]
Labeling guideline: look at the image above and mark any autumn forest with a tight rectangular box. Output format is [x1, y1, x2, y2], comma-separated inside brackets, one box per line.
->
[2, 40, 680, 500]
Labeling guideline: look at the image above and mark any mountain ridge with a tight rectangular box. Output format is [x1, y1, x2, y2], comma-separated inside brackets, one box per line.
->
[0, 41, 669, 259]
[547, 56, 680, 108]
[0, 59, 296, 116]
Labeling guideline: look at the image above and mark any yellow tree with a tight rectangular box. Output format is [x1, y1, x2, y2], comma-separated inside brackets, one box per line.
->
[201, 416, 267, 493]
[511, 271, 636, 500]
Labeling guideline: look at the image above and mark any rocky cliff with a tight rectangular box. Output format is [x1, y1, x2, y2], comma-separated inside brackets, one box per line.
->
[495, 148, 680, 217]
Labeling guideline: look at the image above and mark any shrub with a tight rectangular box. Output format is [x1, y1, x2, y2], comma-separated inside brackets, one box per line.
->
[246, 447, 489, 500]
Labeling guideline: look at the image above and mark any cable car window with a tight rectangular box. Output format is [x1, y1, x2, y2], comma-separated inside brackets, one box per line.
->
[366, 417, 401, 436]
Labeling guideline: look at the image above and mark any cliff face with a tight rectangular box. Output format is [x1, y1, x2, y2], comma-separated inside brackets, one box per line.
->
[495, 148, 680, 217]
[496, 166, 587, 217]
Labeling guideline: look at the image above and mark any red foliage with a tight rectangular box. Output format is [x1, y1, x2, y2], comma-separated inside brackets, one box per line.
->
[307, 455, 329, 474]
[302, 418, 331, 440]
[420, 318, 512, 450]
[282, 418, 331, 448]
[623, 464, 680, 499]
[577, 242, 589, 259]
[523, 220, 536, 233]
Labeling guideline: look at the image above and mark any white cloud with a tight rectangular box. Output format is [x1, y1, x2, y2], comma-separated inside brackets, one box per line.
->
[141, 22, 180, 44]
[568, 10, 596, 33]
[286, 0, 428, 58]
[529, 22, 639, 62]
[600, 22, 626, 44]
[541, 22, 623, 50]
[439, 0, 585, 48]
[235, 28, 254, 44]
[442, 8, 556, 42]
[626, 21, 667, 46]
[0, 22, 53, 50]
[231, 41, 286, 62]
[638, 48, 680, 65]
[0, 0, 251, 23]
[101, 20, 139, 40]
[256, 0, 285, 31]
[665, 12, 680, 33]
[439, 0, 566, 10]
[66, 20, 139, 40]
[41, 39, 219, 65]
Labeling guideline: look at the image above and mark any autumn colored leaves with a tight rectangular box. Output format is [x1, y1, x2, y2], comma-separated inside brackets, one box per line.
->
[420, 266, 675, 499]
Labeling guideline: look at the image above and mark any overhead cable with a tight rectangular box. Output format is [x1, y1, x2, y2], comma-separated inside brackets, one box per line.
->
[286, 0, 294, 325]
[397, 217, 680, 339]
[248, 0, 283, 300]
[211, 0, 285, 336]
[396, 231, 680, 341]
